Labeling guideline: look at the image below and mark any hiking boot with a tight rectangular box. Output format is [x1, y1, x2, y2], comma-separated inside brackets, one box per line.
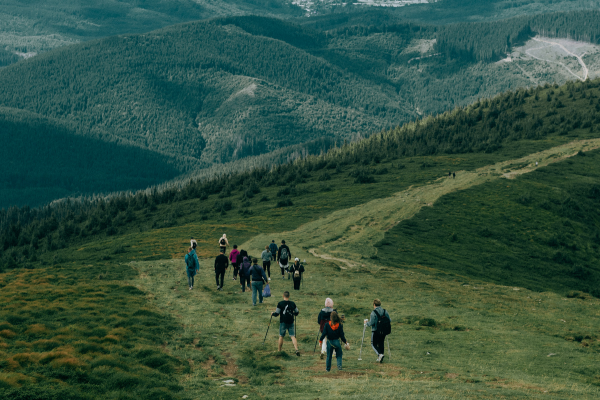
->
[189, 287, 192, 291]
[282, 275, 285, 280]
[320, 351, 325, 360]
[295, 350, 300, 356]
[377, 354, 384, 363]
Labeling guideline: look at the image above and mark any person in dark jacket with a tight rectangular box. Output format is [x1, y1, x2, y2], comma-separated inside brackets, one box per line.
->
[365, 298, 391, 363]
[277, 240, 291, 279]
[214, 249, 229, 291]
[229, 244, 240, 280]
[319, 311, 349, 371]
[261, 245, 272, 281]
[318, 298, 334, 358]
[290, 258, 305, 290]
[269, 240, 278, 262]
[239, 256, 252, 293]
[271, 291, 300, 356]
[249, 258, 268, 306]
[185, 246, 199, 290]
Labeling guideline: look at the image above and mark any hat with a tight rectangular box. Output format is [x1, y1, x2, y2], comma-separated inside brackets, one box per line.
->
[325, 298, 333, 308]
[294, 257, 299, 261]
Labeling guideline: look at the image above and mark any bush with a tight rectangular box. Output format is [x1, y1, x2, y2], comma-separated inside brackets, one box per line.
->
[276, 199, 293, 207]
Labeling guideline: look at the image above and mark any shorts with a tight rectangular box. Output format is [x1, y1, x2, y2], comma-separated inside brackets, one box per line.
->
[279, 322, 295, 337]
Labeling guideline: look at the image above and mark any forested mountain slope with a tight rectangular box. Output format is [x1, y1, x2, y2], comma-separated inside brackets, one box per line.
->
[2, 13, 600, 208]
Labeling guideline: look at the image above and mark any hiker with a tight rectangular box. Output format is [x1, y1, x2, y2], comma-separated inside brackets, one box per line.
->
[271, 291, 300, 356]
[448, 172, 451, 177]
[290, 258, 305, 290]
[218, 234, 229, 253]
[365, 299, 391, 363]
[452, 172, 455, 179]
[269, 240, 278, 262]
[239, 256, 252, 293]
[261, 246, 272, 281]
[318, 298, 335, 359]
[250, 258, 268, 306]
[277, 240, 291, 279]
[214, 249, 229, 291]
[319, 311, 349, 371]
[185, 246, 199, 290]
[230, 244, 240, 280]
[190, 238, 198, 250]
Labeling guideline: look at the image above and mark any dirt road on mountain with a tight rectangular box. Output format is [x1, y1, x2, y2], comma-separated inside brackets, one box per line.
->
[529, 37, 589, 81]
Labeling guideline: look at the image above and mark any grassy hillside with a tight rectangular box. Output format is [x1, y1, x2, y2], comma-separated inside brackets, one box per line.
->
[3, 13, 600, 207]
[1, 80, 600, 398]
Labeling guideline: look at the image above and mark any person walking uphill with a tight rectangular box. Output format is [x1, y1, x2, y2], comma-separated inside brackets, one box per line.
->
[230, 245, 240, 280]
[271, 291, 300, 356]
[250, 258, 268, 306]
[365, 299, 391, 363]
[319, 311, 349, 371]
[185, 246, 199, 290]
[318, 298, 335, 359]
[261, 246, 272, 281]
[218, 234, 229, 253]
[269, 240, 278, 262]
[290, 258, 305, 290]
[277, 240, 291, 279]
[214, 249, 229, 291]
[239, 256, 252, 293]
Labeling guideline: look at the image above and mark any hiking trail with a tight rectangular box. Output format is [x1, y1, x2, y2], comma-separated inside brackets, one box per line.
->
[242, 138, 600, 268]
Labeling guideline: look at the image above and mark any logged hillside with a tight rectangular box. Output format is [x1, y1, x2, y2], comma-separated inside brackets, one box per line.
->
[3, 13, 600, 208]
[1, 79, 600, 399]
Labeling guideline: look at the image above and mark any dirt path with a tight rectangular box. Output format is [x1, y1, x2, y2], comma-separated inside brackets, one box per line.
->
[242, 138, 600, 267]
[530, 37, 589, 81]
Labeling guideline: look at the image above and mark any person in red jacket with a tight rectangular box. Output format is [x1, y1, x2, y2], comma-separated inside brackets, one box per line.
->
[319, 311, 349, 371]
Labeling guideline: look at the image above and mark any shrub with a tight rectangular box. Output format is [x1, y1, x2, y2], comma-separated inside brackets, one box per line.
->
[276, 199, 293, 207]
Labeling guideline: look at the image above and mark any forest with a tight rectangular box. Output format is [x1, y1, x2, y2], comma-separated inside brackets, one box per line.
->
[2, 78, 599, 282]
[1, 11, 599, 207]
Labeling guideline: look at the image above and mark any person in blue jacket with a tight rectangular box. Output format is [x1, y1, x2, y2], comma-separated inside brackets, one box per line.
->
[185, 246, 199, 290]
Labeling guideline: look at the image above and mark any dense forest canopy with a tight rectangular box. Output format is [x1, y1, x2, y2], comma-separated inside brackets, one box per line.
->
[1, 11, 598, 208]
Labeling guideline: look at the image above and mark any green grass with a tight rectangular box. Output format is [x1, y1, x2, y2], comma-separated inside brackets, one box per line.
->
[377, 149, 600, 297]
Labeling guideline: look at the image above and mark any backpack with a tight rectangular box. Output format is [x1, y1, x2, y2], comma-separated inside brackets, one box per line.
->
[220, 238, 226, 246]
[185, 254, 195, 270]
[293, 266, 300, 279]
[280, 247, 289, 260]
[281, 302, 295, 323]
[375, 309, 391, 336]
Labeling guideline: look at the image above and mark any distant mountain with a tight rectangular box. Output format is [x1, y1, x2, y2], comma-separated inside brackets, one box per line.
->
[1, 13, 599, 208]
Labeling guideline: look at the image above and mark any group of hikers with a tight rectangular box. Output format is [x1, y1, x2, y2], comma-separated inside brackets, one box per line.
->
[184, 234, 391, 371]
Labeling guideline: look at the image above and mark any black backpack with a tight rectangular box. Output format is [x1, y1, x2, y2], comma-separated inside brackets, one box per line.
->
[375, 309, 391, 336]
[220, 238, 226, 246]
[280, 247, 289, 260]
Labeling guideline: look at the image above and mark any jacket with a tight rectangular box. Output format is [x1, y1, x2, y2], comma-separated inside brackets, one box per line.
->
[229, 248, 240, 264]
[319, 321, 347, 344]
[239, 257, 252, 277]
[318, 307, 334, 332]
[214, 254, 229, 271]
[185, 251, 199, 275]
[367, 307, 391, 333]
[261, 249, 272, 262]
[269, 243, 278, 254]
[249, 264, 268, 282]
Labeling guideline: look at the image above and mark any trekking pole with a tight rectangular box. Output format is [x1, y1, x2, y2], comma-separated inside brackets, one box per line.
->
[387, 336, 392, 361]
[263, 315, 273, 344]
[313, 330, 320, 353]
[358, 323, 367, 361]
